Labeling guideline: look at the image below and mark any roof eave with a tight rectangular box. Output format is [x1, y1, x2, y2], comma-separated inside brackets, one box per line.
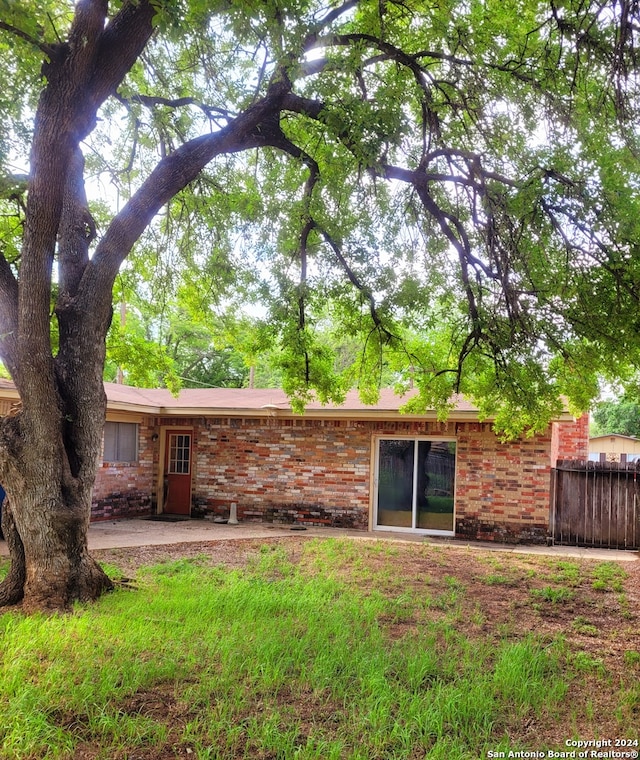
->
[149, 405, 578, 422]
[155, 406, 480, 420]
[107, 401, 163, 415]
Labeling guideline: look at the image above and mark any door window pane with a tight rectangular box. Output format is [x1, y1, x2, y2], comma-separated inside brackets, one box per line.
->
[168, 434, 191, 474]
[416, 441, 455, 531]
[377, 439, 414, 527]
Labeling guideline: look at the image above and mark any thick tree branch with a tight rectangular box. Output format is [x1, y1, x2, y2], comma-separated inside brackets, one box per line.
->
[58, 147, 94, 301]
[310, 0, 359, 35]
[282, 92, 325, 119]
[115, 92, 235, 124]
[16, 0, 154, 429]
[85, 0, 156, 118]
[80, 88, 291, 319]
[17, 1, 109, 404]
[0, 21, 57, 57]
[306, 32, 543, 88]
[0, 254, 19, 374]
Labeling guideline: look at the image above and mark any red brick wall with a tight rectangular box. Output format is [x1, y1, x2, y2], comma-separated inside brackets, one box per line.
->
[92, 417, 155, 520]
[192, 417, 372, 529]
[551, 413, 590, 464]
[454, 423, 553, 543]
[188, 415, 587, 542]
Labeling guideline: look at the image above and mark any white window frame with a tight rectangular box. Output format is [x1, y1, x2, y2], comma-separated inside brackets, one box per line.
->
[103, 421, 139, 463]
[373, 436, 456, 536]
[167, 432, 191, 475]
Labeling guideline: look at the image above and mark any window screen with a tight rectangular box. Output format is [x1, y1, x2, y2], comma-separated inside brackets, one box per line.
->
[103, 422, 138, 462]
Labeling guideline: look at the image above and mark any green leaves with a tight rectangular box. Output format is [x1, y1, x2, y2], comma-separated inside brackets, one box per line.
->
[3, 0, 639, 435]
[105, 323, 181, 393]
[107, 0, 640, 432]
[592, 399, 640, 438]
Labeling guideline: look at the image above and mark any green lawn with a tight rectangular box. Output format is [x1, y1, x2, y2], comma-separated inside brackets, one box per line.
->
[0, 538, 638, 759]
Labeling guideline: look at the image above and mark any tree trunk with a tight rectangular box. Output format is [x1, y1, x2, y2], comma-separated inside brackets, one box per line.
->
[0, 278, 118, 612]
[0, 0, 280, 612]
[0, 418, 114, 612]
[8, 486, 113, 613]
[0, 497, 113, 612]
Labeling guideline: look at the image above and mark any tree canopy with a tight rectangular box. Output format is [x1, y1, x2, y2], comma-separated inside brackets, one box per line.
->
[1, 1, 640, 437]
[592, 398, 640, 437]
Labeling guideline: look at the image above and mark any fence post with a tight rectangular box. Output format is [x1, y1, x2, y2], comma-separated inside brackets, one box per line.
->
[549, 466, 557, 546]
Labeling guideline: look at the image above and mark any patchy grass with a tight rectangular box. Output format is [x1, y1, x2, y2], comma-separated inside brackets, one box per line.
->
[0, 537, 638, 759]
[530, 585, 575, 604]
[592, 561, 627, 592]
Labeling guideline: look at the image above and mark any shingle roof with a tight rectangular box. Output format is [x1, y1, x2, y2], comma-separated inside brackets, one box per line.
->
[0, 379, 576, 421]
[102, 383, 480, 418]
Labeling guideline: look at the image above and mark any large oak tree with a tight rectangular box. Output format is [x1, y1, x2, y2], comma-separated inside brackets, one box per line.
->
[0, 0, 639, 610]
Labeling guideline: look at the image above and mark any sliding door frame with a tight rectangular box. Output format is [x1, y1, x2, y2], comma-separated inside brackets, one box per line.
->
[372, 435, 457, 536]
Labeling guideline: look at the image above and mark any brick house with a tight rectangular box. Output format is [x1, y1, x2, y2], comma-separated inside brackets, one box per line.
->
[0, 380, 588, 543]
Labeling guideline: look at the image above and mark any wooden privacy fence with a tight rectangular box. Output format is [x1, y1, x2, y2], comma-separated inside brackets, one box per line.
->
[551, 460, 640, 550]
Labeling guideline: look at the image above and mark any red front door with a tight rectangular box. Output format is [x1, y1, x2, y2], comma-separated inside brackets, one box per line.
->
[164, 430, 192, 515]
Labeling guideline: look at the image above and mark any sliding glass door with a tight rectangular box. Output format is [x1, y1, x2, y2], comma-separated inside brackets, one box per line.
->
[375, 438, 456, 534]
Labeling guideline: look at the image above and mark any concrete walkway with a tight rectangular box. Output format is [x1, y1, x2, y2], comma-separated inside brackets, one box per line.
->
[2, 517, 636, 562]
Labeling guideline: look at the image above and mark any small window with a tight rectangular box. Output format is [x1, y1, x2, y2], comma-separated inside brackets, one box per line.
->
[103, 422, 138, 462]
[168, 433, 191, 474]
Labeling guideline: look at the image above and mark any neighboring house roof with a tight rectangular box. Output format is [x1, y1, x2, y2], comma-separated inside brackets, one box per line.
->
[0, 378, 578, 421]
